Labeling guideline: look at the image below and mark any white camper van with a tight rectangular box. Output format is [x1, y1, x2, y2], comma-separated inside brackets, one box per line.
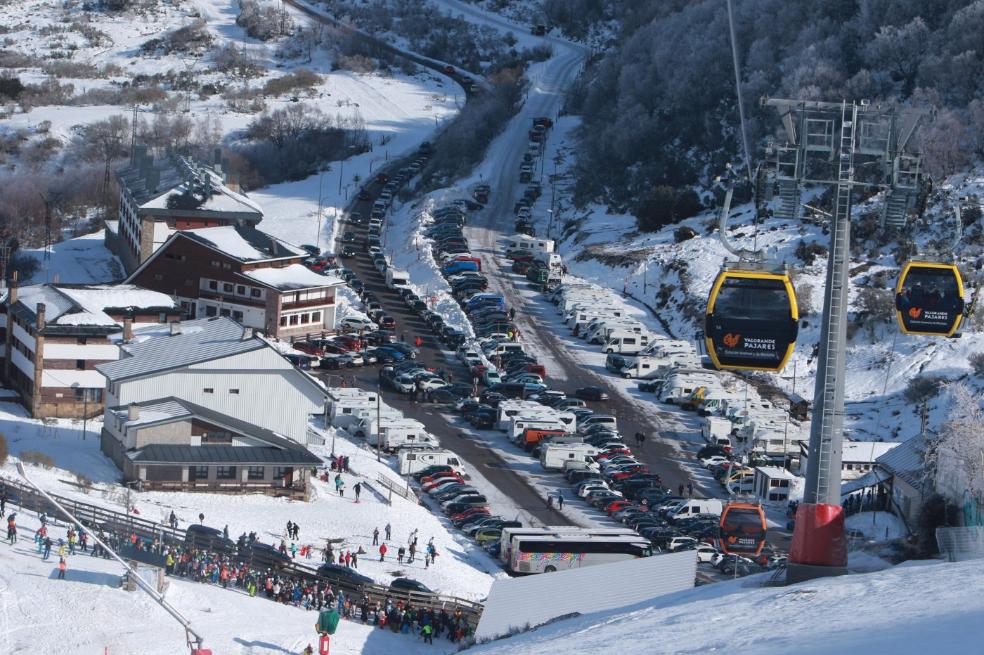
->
[665, 498, 723, 522]
[398, 448, 466, 476]
[385, 269, 410, 290]
[540, 443, 600, 471]
[603, 332, 651, 354]
[656, 370, 721, 403]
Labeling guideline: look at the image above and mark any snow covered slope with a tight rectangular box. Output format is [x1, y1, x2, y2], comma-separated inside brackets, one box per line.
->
[466, 559, 984, 655]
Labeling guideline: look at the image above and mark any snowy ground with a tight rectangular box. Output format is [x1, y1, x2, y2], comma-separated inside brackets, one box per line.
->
[0, 511, 459, 654]
[467, 558, 984, 655]
[0, 401, 503, 601]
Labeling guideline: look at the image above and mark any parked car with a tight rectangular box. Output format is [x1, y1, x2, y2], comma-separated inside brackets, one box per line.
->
[389, 577, 433, 594]
[575, 386, 609, 401]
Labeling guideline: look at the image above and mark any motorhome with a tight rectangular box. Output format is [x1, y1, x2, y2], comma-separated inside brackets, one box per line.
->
[603, 333, 651, 355]
[330, 403, 401, 430]
[508, 412, 576, 442]
[496, 400, 551, 431]
[540, 443, 600, 471]
[655, 370, 722, 403]
[505, 234, 555, 259]
[565, 307, 623, 328]
[350, 416, 435, 451]
[327, 389, 381, 428]
[701, 416, 735, 443]
[385, 269, 410, 290]
[584, 321, 646, 345]
[534, 252, 563, 270]
[521, 428, 568, 451]
[612, 354, 699, 380]
[397, 448, 466, 476]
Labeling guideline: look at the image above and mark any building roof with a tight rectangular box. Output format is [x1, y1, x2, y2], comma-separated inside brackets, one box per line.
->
[842, 441, 900, 463]
[181, 225, 306, 262]
[876, 435, 928, 489]
[755, 466, 796, 480]
[97, 316, 265, 382]
[128, 443, 320, 466]
[117, 152, 262, 218]
[242, 264, 343, 291]
[11, 284, 177, 333]
[111, 397, 320, 466]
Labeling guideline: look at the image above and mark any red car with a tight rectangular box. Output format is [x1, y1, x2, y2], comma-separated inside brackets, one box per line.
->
[605, 500, 633, 515]
[449, 507, 489, 523]
[422, 475, 464, 491]
[332, 335, 362, 351]
[294, 341, 327, 356]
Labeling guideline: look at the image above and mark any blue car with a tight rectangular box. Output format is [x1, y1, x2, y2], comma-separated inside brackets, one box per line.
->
[374, 346, 406, 362]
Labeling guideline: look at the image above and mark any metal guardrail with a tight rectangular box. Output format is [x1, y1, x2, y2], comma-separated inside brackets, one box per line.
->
[0, 476, 482, 626]
[936, 526, 984, 562]
[375, 474, 421, 504]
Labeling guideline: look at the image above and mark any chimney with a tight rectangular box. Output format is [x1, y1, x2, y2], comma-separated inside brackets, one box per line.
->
[36, 302, 46, 330]
[127, 403, 140, 422]
[8, 271, 17, 304]
[226, 173, 240, 193]
[122, 317, 133, 342]
[169, 321, 182, 336]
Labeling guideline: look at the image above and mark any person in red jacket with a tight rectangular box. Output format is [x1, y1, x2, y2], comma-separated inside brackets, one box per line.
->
[379, 543, 387, 562]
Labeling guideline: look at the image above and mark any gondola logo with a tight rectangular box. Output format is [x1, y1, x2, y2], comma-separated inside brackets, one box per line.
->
[723, 333, 741, 348]
[908, 307, 922, 319]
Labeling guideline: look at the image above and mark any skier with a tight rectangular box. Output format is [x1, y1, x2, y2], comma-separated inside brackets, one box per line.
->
[384, 523, 392, 541]
[557, 492, 564, 510]
[372, 527, 379, 546]
[687, 482, 694, 497]
[0, 490, 6, 517]
[407, 542, 416, 564]
[354, 482, 362, 503]
[168, 510, 178, 529]
[335, 476, 345, 498]
[42, 536, 52, 560]
[223, 524, 229, 540]
[397, 546, 405, 564]
[286, 521, 294, 539]
[379, 543, 387, 562]
[6, 513, 16, 543]
[57, 557, 67, 580]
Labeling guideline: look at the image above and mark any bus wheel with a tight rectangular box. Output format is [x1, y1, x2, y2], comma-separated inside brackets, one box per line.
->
[544, 566, 556, 573]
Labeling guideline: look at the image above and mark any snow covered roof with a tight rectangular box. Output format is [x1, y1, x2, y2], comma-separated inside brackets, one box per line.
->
[98, 316, 266, 382]
[755, 466, 796, 480]
[842, 441, 900, 464]
[876, 435, 928, 489]
[12, 284, 177, 330]
[117, 152, 262, 219]
[242, 264, 343, 291]
[181, 225, 306, 262]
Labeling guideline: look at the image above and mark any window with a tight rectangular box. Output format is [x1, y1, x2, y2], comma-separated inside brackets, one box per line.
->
[300, 313, 310, 324]
[75, 360, 85, 370]
[232, 310, 244, 322]
[220, 308, 231, 317]
[208, 280, 218, 290]
[251, 288, 262, 298]
[289, 314, 299, 325]
[229, 388, 240, 395]
[247, 466, 264, 481]
[205, 305, 217, 317]
[184, 279, 194, 287]
[193, 465, 209, 480]
[216, 466, 236, 480]
[273, 466, 292, 480]
[210, 261, 221, 268]
[153, 274, 164, 281]
[75, 388, 85, 401]
[158, 312, 168, 322]
[223, 283, 234, 293]
[204, 388, 214, 394]
[279, 316, 287, 327]
[237, 285, 246, 295]
[311, 311, 321, 323]
[222, 263, 232, 270]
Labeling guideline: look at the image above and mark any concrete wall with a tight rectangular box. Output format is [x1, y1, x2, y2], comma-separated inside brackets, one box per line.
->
[475, 550, 697, 642]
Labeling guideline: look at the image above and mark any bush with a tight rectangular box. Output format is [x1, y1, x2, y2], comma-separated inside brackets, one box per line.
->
[795, 239, 828, 266]
[214, 44, 263, 79]
[237, 0, 293, 41]
[673, 226, 697, 243]
[165, 19, 212, 54]
[904, 374, 944, 404]
[20, 450, 54, 469]
[262, 68, 320, 96]
[970, 352, 984, 377]
[0, 75, 24, 100]
[635, 186, 702, 232]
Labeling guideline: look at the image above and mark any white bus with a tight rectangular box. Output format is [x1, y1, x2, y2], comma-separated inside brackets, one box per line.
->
[496, 527, 639, 565]
[505, 533, 651, 574]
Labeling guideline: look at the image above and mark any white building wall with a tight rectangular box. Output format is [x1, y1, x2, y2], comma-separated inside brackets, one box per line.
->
[44, 343, 120, 360]
[109, 348, 324, 443]
[12, 323, 35, 351]
[11, 349, 34, 378]
[41, 370, 107, 389]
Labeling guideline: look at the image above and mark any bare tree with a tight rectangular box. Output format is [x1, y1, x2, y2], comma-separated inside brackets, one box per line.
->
[929, 384, 984, 500]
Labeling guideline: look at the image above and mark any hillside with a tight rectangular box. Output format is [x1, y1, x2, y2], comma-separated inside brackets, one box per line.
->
[465, 559, 981, 655]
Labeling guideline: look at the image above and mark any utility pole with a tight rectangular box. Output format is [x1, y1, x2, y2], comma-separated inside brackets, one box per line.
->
[762, 98, 925, 583]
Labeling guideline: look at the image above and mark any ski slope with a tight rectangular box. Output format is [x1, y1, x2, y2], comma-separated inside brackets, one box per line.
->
[467, 559, 984, 655]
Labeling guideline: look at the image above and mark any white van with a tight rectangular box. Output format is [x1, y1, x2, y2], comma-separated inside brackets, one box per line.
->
[701, 416, 734, 444]
[666, 498, 723, 522]
[385, 269, 410, 290]
[505, 234, 554, 258]
[398, 448, 466, 476]
[586, 322, 645, 345]
[540, 443, 599, 471]
[603, 333, 651, 355]
[656, 370, 721, 403]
